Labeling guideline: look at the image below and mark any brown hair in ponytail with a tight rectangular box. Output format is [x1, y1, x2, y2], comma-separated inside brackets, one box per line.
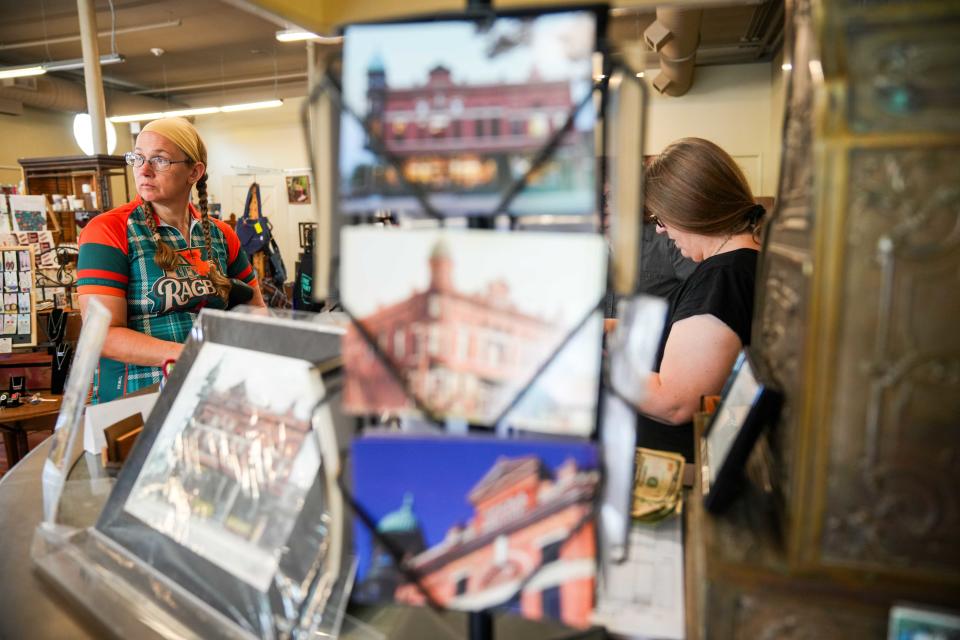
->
[645, 137, 766, 240]
[195, 173, 232, 301]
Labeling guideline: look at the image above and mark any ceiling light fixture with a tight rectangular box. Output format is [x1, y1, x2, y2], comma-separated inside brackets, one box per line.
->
[43, 53, 125, 72]
[0, 53, 124, 80]
[221, 99, 284, 112]
[0, 65, 46, 80]
[275, 28, 343, 44]
[276, 28, 318, 42]
[109, 99, 284, 123]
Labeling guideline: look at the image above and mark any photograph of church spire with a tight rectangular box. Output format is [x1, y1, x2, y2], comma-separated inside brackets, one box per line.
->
[340, 227, 606, 432]
[352, 436, 600, 627]
[339, 10, 597, 217]
[123, 343, 326, 592]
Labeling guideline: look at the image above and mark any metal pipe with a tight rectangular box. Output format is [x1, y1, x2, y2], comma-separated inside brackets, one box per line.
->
[0, 19, 181, 51]
[644, 8, 703, 97]
[77, 0, 108, 154]
[0, 74, 173, 114]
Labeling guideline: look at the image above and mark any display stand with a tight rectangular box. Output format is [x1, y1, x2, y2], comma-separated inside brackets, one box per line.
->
[32, 309, 355, 640]
[299, 13, 654, 631]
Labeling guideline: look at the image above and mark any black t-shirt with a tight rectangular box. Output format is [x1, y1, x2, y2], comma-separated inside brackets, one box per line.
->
[637, 248, 759, 461]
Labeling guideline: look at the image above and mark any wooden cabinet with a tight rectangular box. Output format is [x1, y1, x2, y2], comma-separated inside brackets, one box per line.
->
[18, 155, 131, 242]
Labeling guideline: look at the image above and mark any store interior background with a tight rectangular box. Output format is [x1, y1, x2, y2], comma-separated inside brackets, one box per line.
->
[0, 0, 787, 271]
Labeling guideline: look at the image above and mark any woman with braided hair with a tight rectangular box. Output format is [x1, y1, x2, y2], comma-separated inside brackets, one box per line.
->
[78, 117, 264, 403]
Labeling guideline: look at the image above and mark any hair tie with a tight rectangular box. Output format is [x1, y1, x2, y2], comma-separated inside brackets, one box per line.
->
[747, 204, 766, 225]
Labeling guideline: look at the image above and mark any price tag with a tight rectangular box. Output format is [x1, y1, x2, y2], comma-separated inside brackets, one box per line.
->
[254, 222, 263, 234]
[0, 338, 11, 354]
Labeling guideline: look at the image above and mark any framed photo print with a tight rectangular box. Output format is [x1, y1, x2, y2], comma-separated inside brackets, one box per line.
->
[702, 349, 782, 514]
[95, 310, 346, 638]
[286, 174, 312, 204]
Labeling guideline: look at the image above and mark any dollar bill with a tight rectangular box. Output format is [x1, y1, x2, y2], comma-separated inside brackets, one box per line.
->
[632, 447, 684, 522]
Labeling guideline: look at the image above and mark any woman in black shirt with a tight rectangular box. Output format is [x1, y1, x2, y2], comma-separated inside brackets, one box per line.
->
[635, 137, 765, 461]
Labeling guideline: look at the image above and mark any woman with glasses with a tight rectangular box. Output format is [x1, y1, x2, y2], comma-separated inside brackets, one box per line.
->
[77, 117, 265, 403]
[634, 137, 765, 461]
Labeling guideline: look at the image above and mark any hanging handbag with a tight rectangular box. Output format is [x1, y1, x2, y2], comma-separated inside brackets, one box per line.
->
[236, 182, 272, 257]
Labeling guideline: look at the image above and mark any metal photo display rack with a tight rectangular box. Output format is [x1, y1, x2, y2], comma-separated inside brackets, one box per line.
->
[300, 15, 653, 634]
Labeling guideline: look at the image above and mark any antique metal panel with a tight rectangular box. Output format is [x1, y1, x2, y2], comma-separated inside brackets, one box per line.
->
[730, 591, 887, 640]
[754, 0, 816, 514]
[846, 16, 960, 134]
[819, 144, 960, 577]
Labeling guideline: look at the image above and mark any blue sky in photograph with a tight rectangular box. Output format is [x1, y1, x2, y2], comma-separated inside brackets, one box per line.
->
[339, 11, 597, 176]
[352, 435, 598, 581]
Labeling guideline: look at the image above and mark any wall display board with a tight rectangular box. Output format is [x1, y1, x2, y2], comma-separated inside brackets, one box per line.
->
[0, 244, 38, 347]
[338, 9, 598, 219]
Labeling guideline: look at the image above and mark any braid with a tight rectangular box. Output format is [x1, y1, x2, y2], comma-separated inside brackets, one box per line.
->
[196, 173, 232, 301]
[142, 200, 180, 271]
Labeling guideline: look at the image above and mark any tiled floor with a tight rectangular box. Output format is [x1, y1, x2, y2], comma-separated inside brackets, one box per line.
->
[0, 431, 51, 477]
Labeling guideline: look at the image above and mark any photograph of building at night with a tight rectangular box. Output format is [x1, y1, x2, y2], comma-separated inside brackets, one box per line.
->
[352, 436, 599, 627]
[339, 11, 597, 217]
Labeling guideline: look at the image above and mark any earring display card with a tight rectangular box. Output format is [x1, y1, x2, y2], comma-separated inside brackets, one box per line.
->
[340, 227, 606, 435]
[95, 311, 345, 638]
[0, 231, 57, 269]
[0, 245, 36, 345]
[338, 9, 598, 219]
[351, 435, 600, 628]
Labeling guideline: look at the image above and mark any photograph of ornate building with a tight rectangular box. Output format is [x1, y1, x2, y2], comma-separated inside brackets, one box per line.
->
[352, 437, 599, 627]
[339, 12, 596, 216]
[125, 343, 325, 591]
[341, 228, 606, 431]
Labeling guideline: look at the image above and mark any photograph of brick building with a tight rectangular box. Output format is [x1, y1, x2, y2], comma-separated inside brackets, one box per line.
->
[125, 343, 325, 591]
[340, 11, 596, 216]
[352, 436, 599, 627]
[341, 227, 606, 432]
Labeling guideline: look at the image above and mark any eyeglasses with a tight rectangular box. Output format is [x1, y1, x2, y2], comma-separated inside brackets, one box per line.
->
[125, 152, 190, 172]
[650, 215, 665, 229]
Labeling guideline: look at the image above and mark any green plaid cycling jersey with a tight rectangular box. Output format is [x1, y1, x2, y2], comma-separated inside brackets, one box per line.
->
[78, 197, 258, 403]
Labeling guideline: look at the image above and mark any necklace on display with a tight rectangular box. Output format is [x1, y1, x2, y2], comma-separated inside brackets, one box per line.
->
[711, 234, 733, 258]
[55, 342, 71, 370]
[48, 311, 66, 343]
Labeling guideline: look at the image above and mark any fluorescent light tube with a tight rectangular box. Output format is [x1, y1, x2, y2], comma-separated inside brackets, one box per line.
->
[0, 65, 46, 80]
[44, 53, 124, 72]
[220, 99, 283, 112]
[276, 29, 319, 42]
[162, 107, 220, 118]
[109, 99, 284, 123]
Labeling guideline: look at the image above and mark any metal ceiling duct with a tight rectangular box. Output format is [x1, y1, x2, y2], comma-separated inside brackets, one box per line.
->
[0, 74, 170, 116]
[643, 8, 704, 97]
